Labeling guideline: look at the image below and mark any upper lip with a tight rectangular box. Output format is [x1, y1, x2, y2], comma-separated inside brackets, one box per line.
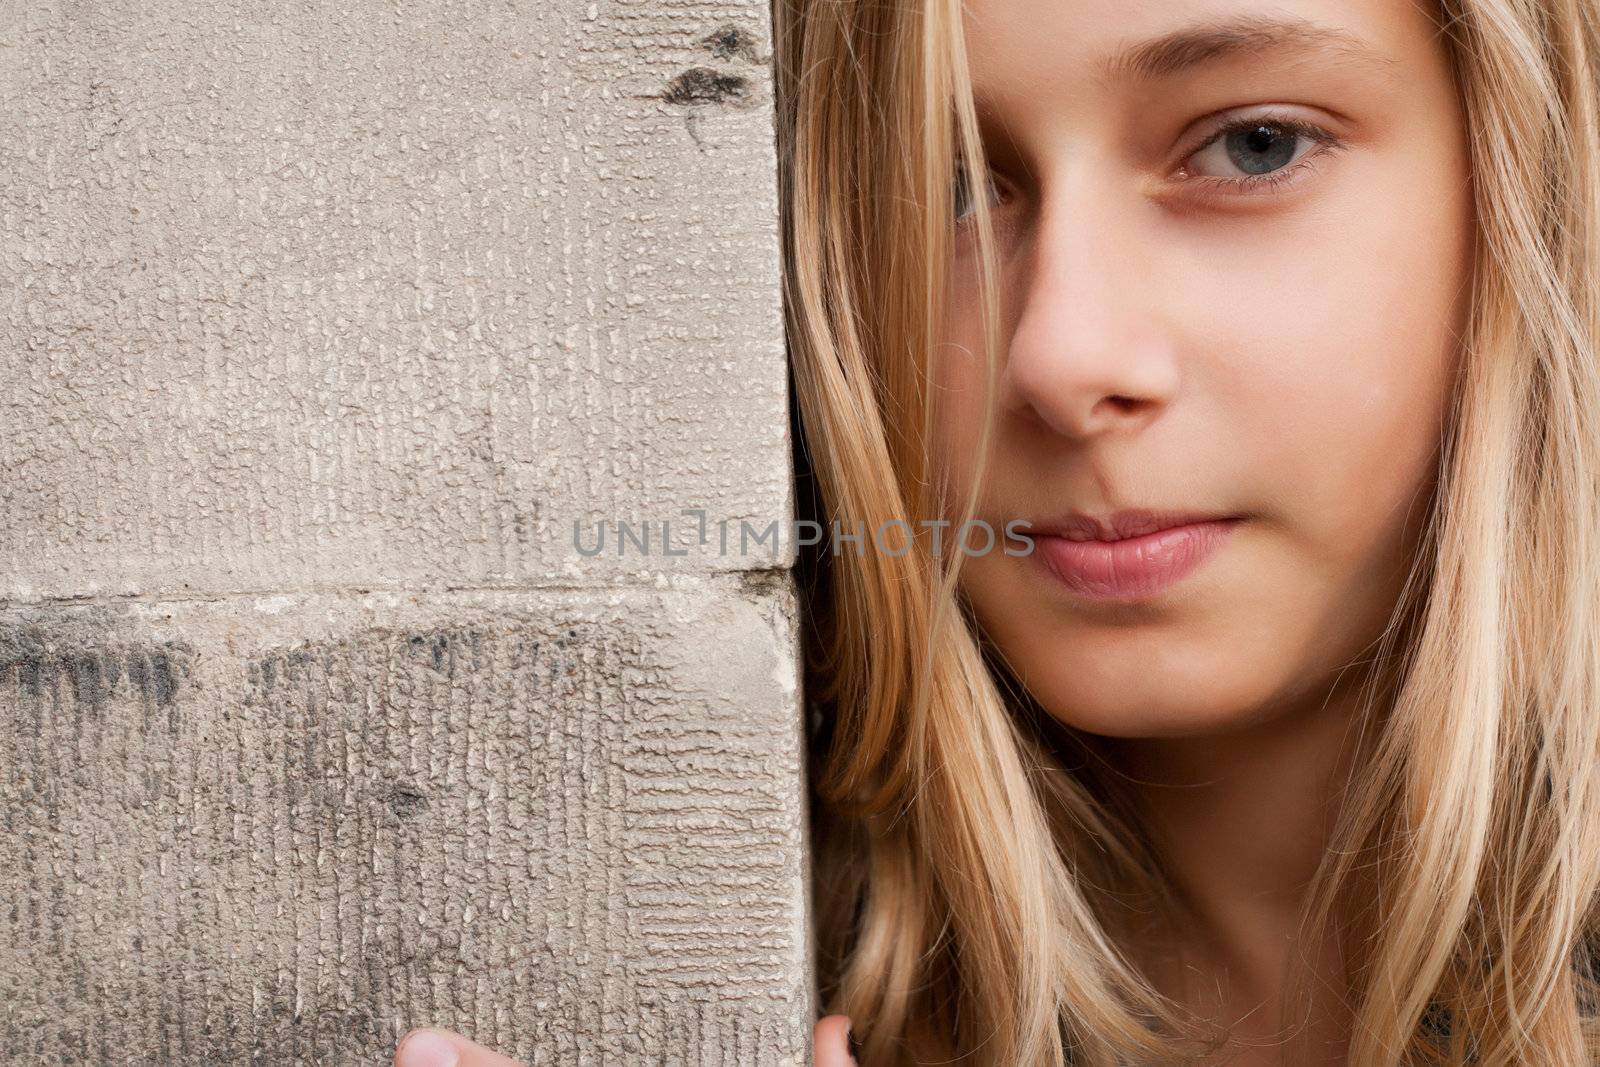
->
[1025, 508, 1240, 543]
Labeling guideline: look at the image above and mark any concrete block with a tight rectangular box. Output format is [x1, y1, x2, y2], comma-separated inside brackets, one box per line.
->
[0, 0, 791, 601]
[0, 578, 809, 1064]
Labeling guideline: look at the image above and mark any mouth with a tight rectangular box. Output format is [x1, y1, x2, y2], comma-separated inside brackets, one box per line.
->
[1027, 508, 1241, 543]
[1025, 512, 1245, 602]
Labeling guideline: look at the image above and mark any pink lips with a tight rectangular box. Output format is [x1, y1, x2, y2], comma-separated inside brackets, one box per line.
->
[1031, 517, 1242, 602]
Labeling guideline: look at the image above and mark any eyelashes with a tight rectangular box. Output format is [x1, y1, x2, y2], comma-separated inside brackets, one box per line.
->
[1174, 113, 1347, 197]
[950, 110, 1347, 223]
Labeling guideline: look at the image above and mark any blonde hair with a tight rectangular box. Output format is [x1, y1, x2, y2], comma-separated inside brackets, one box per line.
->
[775, 0, 1600, 1062]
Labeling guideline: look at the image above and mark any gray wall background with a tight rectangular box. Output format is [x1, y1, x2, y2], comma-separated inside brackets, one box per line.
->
[0, 0, 812, 1062]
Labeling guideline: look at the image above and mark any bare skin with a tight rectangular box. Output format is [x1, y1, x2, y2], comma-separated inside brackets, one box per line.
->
[397, 0, 1471, 1064]
[935, 0, 1472, 1062]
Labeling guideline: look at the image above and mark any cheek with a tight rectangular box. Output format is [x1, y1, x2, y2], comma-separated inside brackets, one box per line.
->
[1185, 168, 1468, 571]
[932, 287, 1003, 495]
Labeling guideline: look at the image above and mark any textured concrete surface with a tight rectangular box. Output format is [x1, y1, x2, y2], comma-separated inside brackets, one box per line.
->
[1, 584, 808, 1064]
[0, 0, 808, 1062]
[1, 0, 791, 601]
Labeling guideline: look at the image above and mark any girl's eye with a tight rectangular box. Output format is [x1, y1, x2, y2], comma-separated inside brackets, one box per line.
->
[951, 164, 1004, 225]
[1177, 114, 1346, 195]
[950, 113, 1343, 225]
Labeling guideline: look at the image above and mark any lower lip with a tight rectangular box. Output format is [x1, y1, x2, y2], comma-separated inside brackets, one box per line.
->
[1031, 519, 1242, 602]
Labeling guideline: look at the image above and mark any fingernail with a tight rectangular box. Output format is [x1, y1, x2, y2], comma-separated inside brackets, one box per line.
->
[847, 1023, 862, 1063]
[397, 1029, 460, 1067]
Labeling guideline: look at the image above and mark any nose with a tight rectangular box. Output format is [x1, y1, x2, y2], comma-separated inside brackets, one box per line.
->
[999, 173, 1180, 441]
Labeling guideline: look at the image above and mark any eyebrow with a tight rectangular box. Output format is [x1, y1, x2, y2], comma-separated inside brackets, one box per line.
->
[1100, 14, 1400, 82]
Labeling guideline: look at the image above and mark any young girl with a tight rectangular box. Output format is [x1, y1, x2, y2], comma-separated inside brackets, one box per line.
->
[393, 0, 1600, 1063]
[783, 0, 1600, 1059]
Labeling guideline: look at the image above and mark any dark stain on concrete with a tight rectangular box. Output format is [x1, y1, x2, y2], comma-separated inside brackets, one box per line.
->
[0, 610, 192, 727]
[9, 645, 49, 702]
[66, 652, 110, 711]
[509, 503, 542, 543]
[125, 648, 182, 707]
[701, 24, 759, 62]
[384, 781, 430, 819]
[401, 628, 488, 677]
[406, 630, 457, 675]
[736, 567, 792, 604]
[662, 67, 749, 106]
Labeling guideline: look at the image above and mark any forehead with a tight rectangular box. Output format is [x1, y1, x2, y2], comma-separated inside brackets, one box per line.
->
[961, 0, 1419, 110]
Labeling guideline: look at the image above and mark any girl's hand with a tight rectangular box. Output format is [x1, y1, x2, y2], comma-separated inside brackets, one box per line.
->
[393, 1015, 860, 1066]
[814, 1013, 862, 1065]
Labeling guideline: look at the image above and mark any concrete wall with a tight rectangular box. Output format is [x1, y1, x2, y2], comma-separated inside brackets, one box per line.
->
[0, 0, 810, 1062]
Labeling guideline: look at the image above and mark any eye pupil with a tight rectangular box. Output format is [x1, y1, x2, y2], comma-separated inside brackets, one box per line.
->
[1225, 124, 1298, 175]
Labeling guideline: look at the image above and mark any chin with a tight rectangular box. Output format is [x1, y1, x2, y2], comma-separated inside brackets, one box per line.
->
[1023, 665, 1289, 741]
[1046, 704, 1264, 741]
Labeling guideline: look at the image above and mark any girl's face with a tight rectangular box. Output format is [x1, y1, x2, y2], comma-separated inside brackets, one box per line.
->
[936, 0, 1473, 737]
